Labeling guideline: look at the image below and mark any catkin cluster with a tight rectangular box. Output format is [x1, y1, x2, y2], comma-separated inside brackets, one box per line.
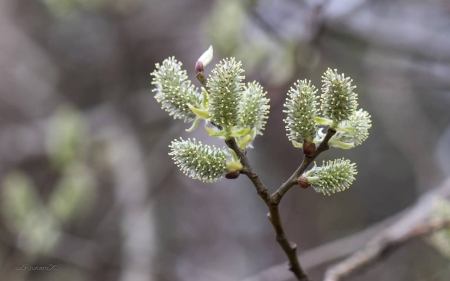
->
[152, 49, 269, 182]
[283, 68, 371, 195]
[152, 49, 371, 194]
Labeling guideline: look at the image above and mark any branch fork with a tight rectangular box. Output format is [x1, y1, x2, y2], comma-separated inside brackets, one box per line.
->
[224, 128, 337, 281]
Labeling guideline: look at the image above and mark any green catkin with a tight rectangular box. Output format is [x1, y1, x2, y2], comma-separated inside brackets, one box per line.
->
[207, 58, 244, 128]
[284, 80, 318, 144]
[239, 81, 270, 135]
[321, 69, 358, 122]
[303, 159, 357, 195]
[331, 109, 372, 148]
[151, 57, 202, 122]
[169, 138, 228, 182]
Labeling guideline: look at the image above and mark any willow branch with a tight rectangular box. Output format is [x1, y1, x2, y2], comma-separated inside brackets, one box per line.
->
[225, 138, 308, 281]
[196, 72, 208, 88]
[225, 138, 270, 203]
[272, 128, 336, 204]
[267, 203, 309, 281]
[225, 124, 338, 281]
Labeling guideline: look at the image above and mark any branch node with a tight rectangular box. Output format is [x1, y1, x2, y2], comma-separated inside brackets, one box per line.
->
[276, 235, 285, 242]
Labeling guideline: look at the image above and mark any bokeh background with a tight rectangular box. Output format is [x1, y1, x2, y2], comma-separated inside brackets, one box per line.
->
[0, 0, 450, 280]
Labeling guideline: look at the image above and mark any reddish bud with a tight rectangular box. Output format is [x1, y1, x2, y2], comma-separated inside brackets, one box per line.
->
[297, 177, 311, 189]
[225, 170, 240, 179]
[195, 61, 204, 74]
[302, 142, 316, 157]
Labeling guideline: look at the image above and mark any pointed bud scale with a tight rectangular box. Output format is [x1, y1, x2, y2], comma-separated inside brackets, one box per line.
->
[321, 69, 358, 122]
[303, 159, 357, 195]
[302, 142, 316, 157]
[169, 138, 229, 182]
[225, 170, 240, 179]
[195, 61, 204, 74]
[207, 58, 245, 128]
[297, 177, 311, 189]
[151, 57, 202, 122]
[284, 80, 318, 144]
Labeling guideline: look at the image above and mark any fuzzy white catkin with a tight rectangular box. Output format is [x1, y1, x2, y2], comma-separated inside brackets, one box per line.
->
[169, 138, 228, 182]
[151, 57, 202, 122]
[334, 109, 372, 147]
[207, 58, 245, 128]
[321, 69, 358, 122]
[239, 81, 270, 135]
[284, 80, 318, 143]
[304, 159, 357, 195]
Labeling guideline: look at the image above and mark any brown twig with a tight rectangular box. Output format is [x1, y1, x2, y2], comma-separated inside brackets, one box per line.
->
[272, 128, 336, 204]
[226, 138, 307, 280]
[196, 71, 208, 90]
[225, 139, 271, 204]
[324, 217, 450, 281]
[225, 128, 336, 281]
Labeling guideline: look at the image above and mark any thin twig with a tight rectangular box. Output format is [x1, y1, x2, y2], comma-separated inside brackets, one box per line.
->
[267, 203, 309, 281]
[226, 138, 307, 280]
[225, 128, 336, 281]
[324, 217, 450, 281]
[272, 128, 336, 204]
[225, 138, 270, 203]
[196, 71, 209, 92]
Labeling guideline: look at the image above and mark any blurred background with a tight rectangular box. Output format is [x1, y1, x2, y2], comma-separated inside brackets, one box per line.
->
[0, 0, 450, 280]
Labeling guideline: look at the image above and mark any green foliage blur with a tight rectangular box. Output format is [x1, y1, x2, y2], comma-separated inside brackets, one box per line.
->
[1, 106, 96, 257]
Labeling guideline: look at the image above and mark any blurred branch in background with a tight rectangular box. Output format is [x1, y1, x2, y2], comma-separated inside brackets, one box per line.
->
[245, 177, 450, 281]
[0, 104, 170, 280]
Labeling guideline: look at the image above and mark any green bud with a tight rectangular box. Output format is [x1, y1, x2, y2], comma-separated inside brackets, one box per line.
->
[169, 138, 241, 182]
[321, 69, 358, 123]
[239, 81, 270, 137]
[207, 58, 245, 128]
[328, 109, 372, 149]
[303, 158, 357, 195]
[151, 57, 203, 122]
[236, 128, 256, 149]
[284, 80, 318, 144]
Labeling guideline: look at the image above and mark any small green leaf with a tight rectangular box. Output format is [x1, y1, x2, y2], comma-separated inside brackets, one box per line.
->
[186, 117, 201, 132]
[201, 88, 209, 108]
[328, 109, 372, 148]
[335, 125, 355, 133]
[292, 140, 303, 148]
[230, 127, 251, 137]
[236, 128, 256, 149]
[327, 140, 354, 149]
[205, 126, 228, 137]
[188, 104, 210, 119]
[313, 116, 333, 126]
